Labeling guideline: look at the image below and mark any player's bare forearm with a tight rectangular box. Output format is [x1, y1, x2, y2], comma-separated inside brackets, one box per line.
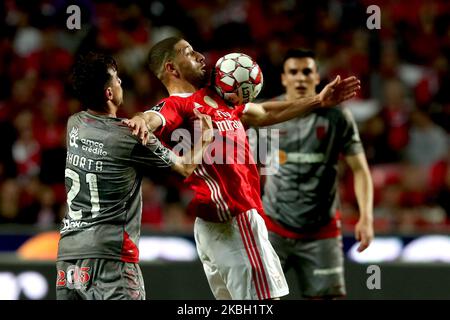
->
[242, 76, 360, 127]
[354, 168, 373, 222]
[173, 109, 213, 177]
[139, 112, 163, 132]
[123, 111, 163, 145]
[262, 95, 321, 126]
[177, 139, 208, 177]
[172, 141, 204, 177]
[242, 95, 321, 127]
[172, 158, 196, 177]
[347, 153, 373, 221]
[346, 153, 374, 251]
[354, 168, 374, 252]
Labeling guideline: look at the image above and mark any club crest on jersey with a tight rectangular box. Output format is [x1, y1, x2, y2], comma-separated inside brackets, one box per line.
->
[151, 101, 166, 112]
[316, 125, 327, 140]
[204, 96, 218, 109]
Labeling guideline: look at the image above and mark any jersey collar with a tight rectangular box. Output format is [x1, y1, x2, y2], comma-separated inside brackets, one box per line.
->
[170, 93, 194, 97]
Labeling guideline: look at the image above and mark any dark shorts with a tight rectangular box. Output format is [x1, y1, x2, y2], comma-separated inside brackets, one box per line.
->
[56, 258, 145, 300]
[269, 232, 346, 299]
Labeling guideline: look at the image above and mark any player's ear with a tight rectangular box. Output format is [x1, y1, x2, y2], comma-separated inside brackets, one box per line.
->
[281, 72, 287, 89]
[314, 71, 320, 86]
[165, 61, 179, 77]
[314, 64, 320, 86]
[105, 87, 113, 101]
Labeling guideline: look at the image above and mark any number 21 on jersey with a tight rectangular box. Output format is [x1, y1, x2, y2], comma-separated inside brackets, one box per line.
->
[65, 168, 100, 220]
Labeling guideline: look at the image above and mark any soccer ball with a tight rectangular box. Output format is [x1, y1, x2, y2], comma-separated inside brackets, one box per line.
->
[214, 53, 263, 104]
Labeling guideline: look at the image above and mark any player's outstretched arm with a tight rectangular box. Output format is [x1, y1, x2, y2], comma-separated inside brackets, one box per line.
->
[171, 109, 213, 177]
[122, 112, 164, 145]
[241, 76, 360, 127]
[345, 152, 374, 252]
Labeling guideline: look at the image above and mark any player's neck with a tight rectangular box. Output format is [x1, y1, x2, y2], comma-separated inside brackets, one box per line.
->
[286, 92, 315, 101]
[87, 102, 117, 117]
[166, 80, 198, 95]
[285, 92, 296, 101]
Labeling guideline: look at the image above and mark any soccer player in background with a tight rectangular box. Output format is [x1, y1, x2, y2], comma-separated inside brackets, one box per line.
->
[56, 52, 212, 300]
[125, 37, 360, 300]
[261, 49, 374, 299]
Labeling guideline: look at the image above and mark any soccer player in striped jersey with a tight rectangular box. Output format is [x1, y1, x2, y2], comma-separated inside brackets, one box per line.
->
[125, 37, 360, 300]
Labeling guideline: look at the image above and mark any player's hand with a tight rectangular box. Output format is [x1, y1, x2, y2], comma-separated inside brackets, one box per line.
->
[319, 75, 361, 108]
[225, 92, 244, 106]
[193, 108, 213, 144]
[354, 217, 374, 252]
[122, 115, 150, 146]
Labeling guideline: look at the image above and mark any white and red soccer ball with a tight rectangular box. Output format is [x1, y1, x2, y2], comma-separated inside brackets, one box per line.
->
[214, 53, 263, 104]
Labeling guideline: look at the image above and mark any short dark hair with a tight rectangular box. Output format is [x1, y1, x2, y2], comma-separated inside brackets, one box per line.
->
[72, 52, 118, 110]
[282, 48, 316, 65]
[147, 37, 183, 80]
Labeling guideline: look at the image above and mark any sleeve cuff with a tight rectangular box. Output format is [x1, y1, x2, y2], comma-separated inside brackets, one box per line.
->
[144, 110, 166, 127]
[242, 103, 250, 114]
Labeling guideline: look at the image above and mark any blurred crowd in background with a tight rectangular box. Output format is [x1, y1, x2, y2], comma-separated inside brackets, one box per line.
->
[0, 0, 449, 234]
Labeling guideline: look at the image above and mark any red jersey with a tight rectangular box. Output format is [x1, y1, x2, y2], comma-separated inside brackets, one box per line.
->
[148, 87, 264, 222]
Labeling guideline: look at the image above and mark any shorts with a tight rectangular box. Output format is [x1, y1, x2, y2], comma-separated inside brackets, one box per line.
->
[269, 232, 346, 298]
[56, 258, 145, 300]
[194, 209, 289, 300]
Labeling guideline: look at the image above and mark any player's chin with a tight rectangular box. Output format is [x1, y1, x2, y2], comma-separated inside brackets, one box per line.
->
[201, 68, 210, 79]
[294, 89, 313, 99]
[226, 93, 242, 105]
[198, 72, 210, 87]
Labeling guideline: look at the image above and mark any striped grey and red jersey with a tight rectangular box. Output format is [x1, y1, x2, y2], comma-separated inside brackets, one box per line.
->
[147, 87, 264, 222]
[57, 111, 175, 263]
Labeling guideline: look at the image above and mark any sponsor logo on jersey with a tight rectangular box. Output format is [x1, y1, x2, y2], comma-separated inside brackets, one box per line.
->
[69, 126, 107, 156]
[216, 110, 231, 118]
[215, 119, 242, 132]
[278, 150, 287, 165]
[81, 138, 108, 156]
[60, 218, 91, 233]
[212, 110, 243, 132]
[69, 127, 79, 148]
[285, 152, 325, 164]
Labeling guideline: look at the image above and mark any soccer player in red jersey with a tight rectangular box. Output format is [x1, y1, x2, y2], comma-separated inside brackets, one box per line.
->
[125, 37, 360, 300]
